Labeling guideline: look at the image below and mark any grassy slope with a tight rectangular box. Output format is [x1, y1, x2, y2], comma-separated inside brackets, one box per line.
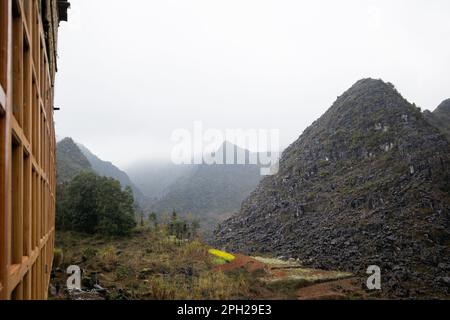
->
[51, 228, 374, 300]
[52, 228, 260, 300]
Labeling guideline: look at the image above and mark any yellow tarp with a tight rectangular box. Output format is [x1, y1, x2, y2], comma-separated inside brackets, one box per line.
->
[208, 249, 235, 262]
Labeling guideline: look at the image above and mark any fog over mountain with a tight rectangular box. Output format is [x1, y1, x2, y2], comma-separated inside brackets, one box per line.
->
[150, 143, 269, 227]
[55, 0, 450, 168]
[126, 142, 280, 229]
[126, 162, 196, 203]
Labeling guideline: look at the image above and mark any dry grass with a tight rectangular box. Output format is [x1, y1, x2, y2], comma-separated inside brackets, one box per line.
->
[51, 230, 371, 300]
[52, 229, 254, 300]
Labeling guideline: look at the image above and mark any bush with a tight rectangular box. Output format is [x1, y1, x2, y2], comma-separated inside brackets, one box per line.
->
[56, 172, 137, 237]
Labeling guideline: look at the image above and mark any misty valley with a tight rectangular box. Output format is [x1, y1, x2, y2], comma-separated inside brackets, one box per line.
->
[51, 79, 450, 300]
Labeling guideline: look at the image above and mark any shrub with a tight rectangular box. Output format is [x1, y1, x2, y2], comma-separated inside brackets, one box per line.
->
[116, 265, 134, 281]
[56, 172, 136, 237]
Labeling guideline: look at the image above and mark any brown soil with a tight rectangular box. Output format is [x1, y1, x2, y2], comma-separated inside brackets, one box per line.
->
[215, 254, 266, 273]
[297, 277, 367, 300]
[215, 254, 367, 300]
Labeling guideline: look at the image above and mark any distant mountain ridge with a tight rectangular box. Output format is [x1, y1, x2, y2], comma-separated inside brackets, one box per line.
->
[77, 144, 148, 208]
[215, 79, 450, 298]
[56, 138, 92, 183]
[148, 142, 269, 229]
[424, 98, 450, 141]
[56, 138, 147, 208]
[127, 162, 196, 202]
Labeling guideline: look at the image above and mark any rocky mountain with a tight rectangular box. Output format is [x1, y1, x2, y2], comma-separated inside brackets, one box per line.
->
[56, 138, 92, 184]
[77, 144, 148, 208]
[150, 142, 265, 229]
[214, 79, 450, 297]
[424, 98, 450, 141]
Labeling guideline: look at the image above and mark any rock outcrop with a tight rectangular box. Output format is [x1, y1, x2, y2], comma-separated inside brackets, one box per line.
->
[214, 79, 450, 298]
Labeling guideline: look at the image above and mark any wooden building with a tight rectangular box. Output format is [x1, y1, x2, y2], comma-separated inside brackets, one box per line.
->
[0, 0, 69, 300]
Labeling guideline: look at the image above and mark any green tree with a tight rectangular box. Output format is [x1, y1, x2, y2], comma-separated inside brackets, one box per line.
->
[186, 212, 200, 239]
[171, 211, 178, 223]
[56, 172, 136, 237]
[169, 211, 178, 235]
[148, 212, 158, 229]
[66, 172, 100, 234]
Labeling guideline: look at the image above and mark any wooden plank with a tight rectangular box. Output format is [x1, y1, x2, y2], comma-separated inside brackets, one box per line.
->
[0, 0, 8, 93]
[11, 279, 22, 299]
[11, 141, 23, 265]
[31, 262, 36, 299]
[23, 35, 31, 140]
[16, 0, 32, 53]
[11, 113, 30, 151]
[0, 0, 12, 301]
[23, 154, 31, 256]
[30, 170, 35, 253]
[31, 80, 37, 156]
[0, 85, 5, 113]
[23, 269, 31, 299]
[12, 4, 23, 126]
[36, 176, 41, 256]
[36, 255, 41, 299]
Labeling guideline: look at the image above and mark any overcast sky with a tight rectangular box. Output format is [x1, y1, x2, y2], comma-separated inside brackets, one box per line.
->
[55, 0, 450, 168]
